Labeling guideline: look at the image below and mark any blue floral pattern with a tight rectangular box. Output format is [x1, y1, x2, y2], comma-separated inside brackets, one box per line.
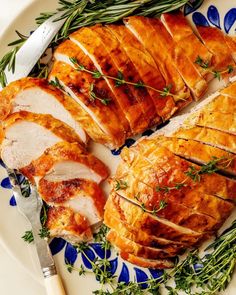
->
[0, 0, 235, 291]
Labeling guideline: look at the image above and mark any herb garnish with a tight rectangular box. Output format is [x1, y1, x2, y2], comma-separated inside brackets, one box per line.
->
[134, 194, 168, 216]
[0, 0, 190, 87]
[49, 76, 65, 90]
[70, 57, 185, 102]
[114, 179, 128, 191]
[195, 55, 235, 80]
[156, 182, 187, 193]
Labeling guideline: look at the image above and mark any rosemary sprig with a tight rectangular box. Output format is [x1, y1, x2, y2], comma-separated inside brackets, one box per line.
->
[70, 57, 183, 101]
[195, 55, 235, 80]
[0, 0, 190, 87]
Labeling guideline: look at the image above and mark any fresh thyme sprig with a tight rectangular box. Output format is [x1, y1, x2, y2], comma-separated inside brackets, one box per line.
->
[70, 57, 184, 101]
[0, 0, 190, 87]
[49, 76, 65, 90]
[134, 194, 168, 216]
[195, 55, 235, 80]
[185, 156, 232, 182]
[156, 182, 187, 193]
[114, 179, 128, 191]
[89, 83, 111, 105]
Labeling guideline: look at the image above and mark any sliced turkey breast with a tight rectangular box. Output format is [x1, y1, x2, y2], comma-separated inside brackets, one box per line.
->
[124, 16, 194, 102]
[185, 98, 236, 135]
[106, 194, 205, 245]
[38, 178, 106, 225]
[220, 81, 236, 98]
[119, 251, 174, 269]
[107, 24, 177, 121]
[70, 27, 148, 134]
[196, 26, 236, 79]
[161, 11, 212, 80]
[50, 40, 129, 148]
[0, 77, 87, 143]
[90, 25, 159, 127]
[21, 141, 109, 183]
[107, 229, 178, 259]
[1, 111, 84, 169]
[174, 126, 236, 154]
[46, 206, 93, 243]
[155, 136, 236, 177]
[104, 210, 187, 251]
[150, 18, 207, 99]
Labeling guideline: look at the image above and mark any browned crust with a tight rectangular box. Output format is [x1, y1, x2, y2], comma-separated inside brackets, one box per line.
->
[174, 126, 236, 154]
[38, 178, 106, 218]
[108, 24, 177, 121]
[21, 141, 109, 181]
[107, 229, 178, 259]
[3, 111, 84, 146]
[46, 206, 92, 239]
[196, 26, 236, 75]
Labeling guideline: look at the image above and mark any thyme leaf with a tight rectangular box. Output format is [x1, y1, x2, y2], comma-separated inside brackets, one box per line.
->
[114, 179, 128, 191]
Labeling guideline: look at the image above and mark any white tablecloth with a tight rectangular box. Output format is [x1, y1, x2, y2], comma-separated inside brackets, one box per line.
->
[0, 1, 46, 294]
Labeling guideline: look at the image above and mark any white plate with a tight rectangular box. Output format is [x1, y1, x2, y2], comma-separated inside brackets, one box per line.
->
[0, 0, 236, 294]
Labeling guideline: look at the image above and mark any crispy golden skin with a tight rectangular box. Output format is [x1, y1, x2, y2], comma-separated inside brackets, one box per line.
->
[155, 136, 236, 176]
[38, 178, 106, 217]
[70, 27, 148, 134]
[21, 141, 109, 182]
[161, 11, 212, 79]
[105, 194, 205, 244]
[124, 16, 191, 107]
[52, 39, 130, 147]
[107, 229, 177, 259]
[107, 24, 175, 121]
[2, 111, 84, 146]
[46, 206, 92, 241]
[197, 26, 236, 76]
[174, 126, 236, 154]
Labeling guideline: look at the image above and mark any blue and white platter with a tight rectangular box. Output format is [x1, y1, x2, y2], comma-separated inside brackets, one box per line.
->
[0, 0, 236, 294]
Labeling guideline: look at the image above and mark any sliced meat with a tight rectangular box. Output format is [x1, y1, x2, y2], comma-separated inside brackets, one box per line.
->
[196, 26, 236, 78]
[0, 77, 87, 143]
[106, 229, 177, 259]
[173, 126, 236, 154]
[46, 206, 93, 243]
[105, 194, 205, 245]
[51, 39, 129, 148]
[107, 24, 177, 121]
[1, 111, 84, 169]
[92, 25, 160, 127]
[185, 96, 236, 135]
[21, 141, 109, 183]
[161, 11, 212, 80]
[70, 27, 148, 134]
[151, 18, 207, 99]
[124, 16, 194, 102]
[155, 136, 236, 176]
[38, 178, 106, 225]
[220, 81, 236, 98]
[119, 251, 174, 269]
[104, 209, 187, 252]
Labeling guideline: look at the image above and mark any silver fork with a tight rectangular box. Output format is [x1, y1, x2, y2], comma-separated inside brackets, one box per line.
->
[6, 167, 67, 295]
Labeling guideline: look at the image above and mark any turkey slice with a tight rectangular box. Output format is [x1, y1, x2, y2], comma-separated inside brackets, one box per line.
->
[1, 111, 83, 169]
[38, 178, 106, 225]
[21, 141, 109, 183]
[174, 126, 236, 154]
[70, 27, 148, 134]
[46, 206, 93, 244]
[107, 24, 177, 121]
[0, 77, 87, 143]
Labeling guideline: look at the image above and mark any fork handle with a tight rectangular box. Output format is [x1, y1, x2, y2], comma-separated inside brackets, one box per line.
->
[44, 274, 67, 295]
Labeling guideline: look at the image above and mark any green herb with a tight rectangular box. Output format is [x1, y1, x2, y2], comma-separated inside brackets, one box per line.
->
[134, 194, 168, 215]
[22, 230, 34, 243]
[70, 57, 184, 101]
[195, 55, 210, 69]
[89, 83, 111, 105]
[114, 179, 128, 191]
[185, 156, 229, 182]
[0, 0, 190, 87]
[156, 182, 187, 193]
[49, 76, 64, 90]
